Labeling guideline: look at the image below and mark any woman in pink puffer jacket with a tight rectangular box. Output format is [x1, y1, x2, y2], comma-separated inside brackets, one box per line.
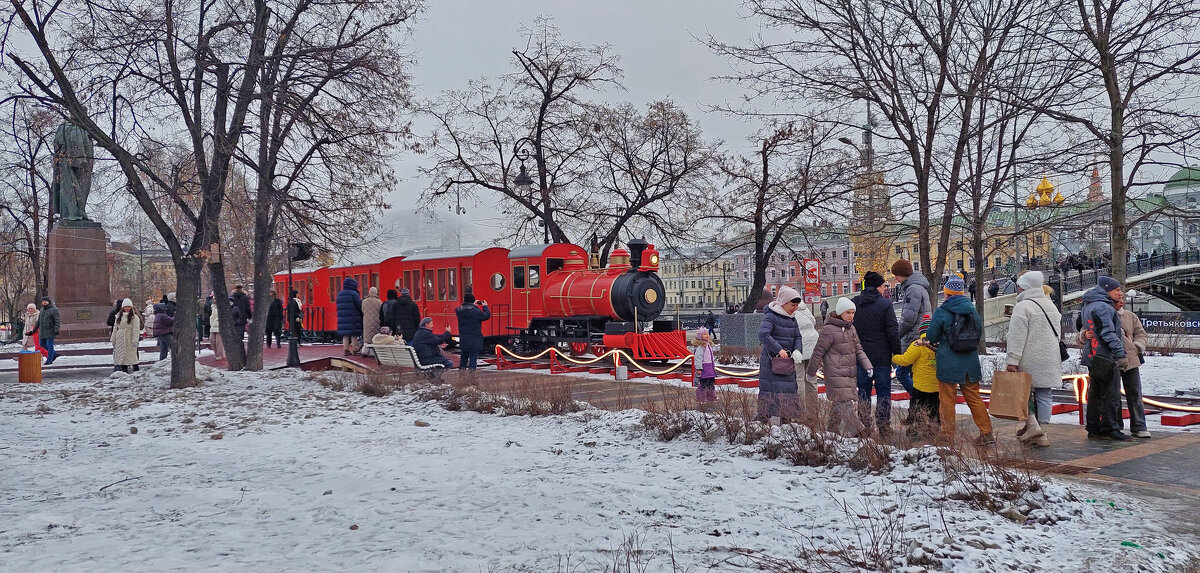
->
[807, 297, 873, 437]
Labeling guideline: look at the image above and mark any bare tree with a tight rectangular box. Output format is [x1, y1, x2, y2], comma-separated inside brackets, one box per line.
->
[419, 17, 622, 245]
[236, 0, 417, 370]
[0, 100, 54, 300]
[1029, 0, 1200, 281]
[580, 99, 716, 264]
[6, 0, 272, 386]
[703, 120, 852, 312]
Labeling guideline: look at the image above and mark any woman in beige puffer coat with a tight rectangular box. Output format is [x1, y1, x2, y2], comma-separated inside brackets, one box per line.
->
[806, 298, 873, 437]
[111, 299, 143, 372]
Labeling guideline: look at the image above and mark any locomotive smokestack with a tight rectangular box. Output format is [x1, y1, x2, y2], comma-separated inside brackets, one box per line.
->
[627, 238, 649, 269]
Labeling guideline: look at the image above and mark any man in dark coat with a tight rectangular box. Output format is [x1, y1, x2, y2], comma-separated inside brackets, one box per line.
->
[151, 301, 175, 361]
[286, 289, 303, 343]
[202, 294, 213, 339]
[265, 290, 284, 348]
[393, 288, 421, 342]
[230, 285, 251, 341]
[454, 293, 491, 371]
[335, 277, 363, 355]
[851, 271, 902, 435]
[1080, 276, 1131, 441]
[37, 296, 61, 364]
[410, 317, 452, 369]
[380, 289, 400, 336]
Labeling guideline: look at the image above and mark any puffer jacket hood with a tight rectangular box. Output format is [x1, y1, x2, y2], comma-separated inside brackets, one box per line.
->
[1079, 285, 1125, 366]
[924, 294, 983, 384]
[897, 272, 933, 347]
[1080, 285, 1113, 306]
[343, 277, 359, 292]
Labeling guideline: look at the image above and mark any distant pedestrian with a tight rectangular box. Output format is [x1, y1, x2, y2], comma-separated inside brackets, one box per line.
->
[794, 300, 820, 401]
[335, 277, 363, 356]
[1079, 276, 1131, 441]
[106, 299, 122, 330]
[968, 280, 977, 302]
[37, 297, 61, 364]
[380, 289, 400, 334]
[202, 294, 213, 340]
[851, 271, 902, 436]
[151, 299, 174, 361]
[143, 299, 156, 338]
[287, 289, 303, 344]
[454, 293, 491, 371]
[410, 317, 453, 370]
[693, 327, 718, 404]
[265, 290, 284, 348]
[925, 275, 992, 445]
[230, 286, 251, 341]
[1004, 271, 1060, 448]
[808, 297, 871, 437]
[891, 314, 939, 439]
[756, 286, 805, 424]
[111, 299, 142, 373]
[1116, 300, 1150, 439]
[704, 310, 716, 333]
[209, 298, 225, 361]
[987, 281, 999, 299]
[20, 303, 43, 355]
[394, 288, 421, 342]
[361, 287, 382, 357]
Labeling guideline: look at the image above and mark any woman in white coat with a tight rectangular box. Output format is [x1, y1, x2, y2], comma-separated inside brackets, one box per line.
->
[209, 300, 225, 361]
[111, 299, 143, 373]
[1003, 271, 1061, 447]
[795, 302, 820, 399]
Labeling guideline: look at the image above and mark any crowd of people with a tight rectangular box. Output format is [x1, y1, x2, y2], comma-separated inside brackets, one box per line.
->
[731, 257, 1151, 446]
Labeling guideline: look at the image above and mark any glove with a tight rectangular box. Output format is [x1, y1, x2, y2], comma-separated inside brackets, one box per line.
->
[791, 349, 804, 363]
[866, 369, 874, 377]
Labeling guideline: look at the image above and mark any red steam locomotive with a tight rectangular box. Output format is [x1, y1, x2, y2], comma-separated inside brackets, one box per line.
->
[274, 239, 689, 358]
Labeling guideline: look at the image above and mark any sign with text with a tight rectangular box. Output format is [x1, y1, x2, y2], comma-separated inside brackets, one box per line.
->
[803, 259, 821, 303]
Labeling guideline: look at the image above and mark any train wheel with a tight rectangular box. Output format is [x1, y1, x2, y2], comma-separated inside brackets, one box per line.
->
[590, 344, 608, 357]
[568, 342, 590, 356]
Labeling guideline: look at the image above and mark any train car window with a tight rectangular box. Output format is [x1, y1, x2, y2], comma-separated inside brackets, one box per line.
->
[438, 268, 448, 301]
[371, 273, 379, 290]
[424, 271, 434, 301]
[403, 271, 413, 296]
[546, 258, 563, 273]
[447, 268, 458, 301]
[412, 271, 420, 300]
[513, 266, 526, 289]
[490, 272, 505, 291]
[329, 277, 338, 303]
[462, 267, 473, 298]
[528, 265, 541, 288]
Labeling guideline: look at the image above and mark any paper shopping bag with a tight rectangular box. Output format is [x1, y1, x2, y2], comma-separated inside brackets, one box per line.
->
[988, 370, 1033, 421]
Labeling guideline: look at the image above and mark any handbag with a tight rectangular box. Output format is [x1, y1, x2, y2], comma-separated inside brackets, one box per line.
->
[770, 356, 796, 376]
[989, 370, 1033, 421]
[1032, 300, 1069, 362]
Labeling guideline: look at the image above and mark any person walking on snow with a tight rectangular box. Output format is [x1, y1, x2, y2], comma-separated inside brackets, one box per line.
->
[209, 297, 225, 361]
[924, 275, 993, 446]
[890, 259, 931, 398]
[1004, 271, 1060, 448]
[265, 290, 284, 348]
[37, 297, 61, 364]
[693, 327, 718, 405]
[756, 286, 805, 424]
[807, 297, 872, 437]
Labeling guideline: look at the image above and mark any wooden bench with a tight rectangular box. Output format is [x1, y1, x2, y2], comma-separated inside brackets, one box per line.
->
[364, 344, 445, 379]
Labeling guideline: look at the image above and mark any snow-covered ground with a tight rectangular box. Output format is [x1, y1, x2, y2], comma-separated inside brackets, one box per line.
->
[1, 363, 1197, 572]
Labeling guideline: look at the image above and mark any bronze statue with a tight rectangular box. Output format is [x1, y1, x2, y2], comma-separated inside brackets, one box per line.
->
[51, 122, 94, 222]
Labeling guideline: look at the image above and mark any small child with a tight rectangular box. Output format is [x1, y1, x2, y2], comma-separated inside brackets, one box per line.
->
[891, 314, 940, 438]
[807, 298, 873, 437]
[693, 328, 718, 404]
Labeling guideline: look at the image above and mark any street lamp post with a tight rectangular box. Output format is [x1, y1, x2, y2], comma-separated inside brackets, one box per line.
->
[512, 143, 549, 244]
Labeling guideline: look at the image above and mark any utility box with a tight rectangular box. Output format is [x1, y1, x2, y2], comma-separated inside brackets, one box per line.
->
[18, 351, 42, 383]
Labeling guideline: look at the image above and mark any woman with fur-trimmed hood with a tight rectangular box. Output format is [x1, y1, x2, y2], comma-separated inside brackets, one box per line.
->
[756, 286, 805, 423]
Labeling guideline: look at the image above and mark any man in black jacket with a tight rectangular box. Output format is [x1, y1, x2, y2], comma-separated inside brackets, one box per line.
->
[393, 288, 421, 342]
[851, 271, 902, 435]
[380, 289, 400, 336]
[265, 290, 284, 348]
[230, 285, 251, 341]
[286, 289, 303, 344]
[38, 297, 61, 364]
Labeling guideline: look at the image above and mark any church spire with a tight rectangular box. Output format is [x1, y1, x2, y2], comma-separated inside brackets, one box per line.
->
[1089, 165, 1104, 202]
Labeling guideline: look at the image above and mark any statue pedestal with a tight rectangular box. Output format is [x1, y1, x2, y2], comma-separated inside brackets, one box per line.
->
[48, 222, 113, 341]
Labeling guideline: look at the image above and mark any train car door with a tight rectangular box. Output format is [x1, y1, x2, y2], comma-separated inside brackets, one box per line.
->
[510, 258, 530, 329]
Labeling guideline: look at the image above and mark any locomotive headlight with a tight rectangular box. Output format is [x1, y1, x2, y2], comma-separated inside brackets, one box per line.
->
[649, 254, 659, 265]
[644, 290, 658, 303]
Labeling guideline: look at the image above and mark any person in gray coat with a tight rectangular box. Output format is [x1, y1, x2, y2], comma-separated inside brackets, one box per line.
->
[1079, 276, 1130, 441]
[890, 259, 931, 396]
[757, 286, 805, 423]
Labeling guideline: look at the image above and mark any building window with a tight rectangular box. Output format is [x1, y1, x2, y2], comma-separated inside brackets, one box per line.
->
[843, 282, 850, 293]
[994, 257, 1003, 268]
[1035, 236, 1044, 246]
[956, 260, 964, 271]
[842, 265, 848, 275]
[913, 262, 920, 272]
[968, 258, 976, 269]
[822, 284, 829, 296]
[895, 246, 903, 256]
[994, 239, 1002, 249]
[842, 250, 848, 258]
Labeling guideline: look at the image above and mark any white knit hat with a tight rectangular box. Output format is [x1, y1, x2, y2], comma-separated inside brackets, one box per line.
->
[1016, 271, 1044, 292]
[122, 298, 134, 308]
[834, 297, 856, 315]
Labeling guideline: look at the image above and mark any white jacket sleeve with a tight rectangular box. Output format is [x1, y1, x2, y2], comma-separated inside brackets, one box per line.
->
[794, 306, 819, 361]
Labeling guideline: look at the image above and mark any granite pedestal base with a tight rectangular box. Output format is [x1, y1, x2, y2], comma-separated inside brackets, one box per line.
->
[48, 222, 112, 341]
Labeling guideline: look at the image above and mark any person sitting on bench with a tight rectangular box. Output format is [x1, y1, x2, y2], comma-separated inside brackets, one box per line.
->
[410, 317, 453, 369]
[371, 326, 404, 346]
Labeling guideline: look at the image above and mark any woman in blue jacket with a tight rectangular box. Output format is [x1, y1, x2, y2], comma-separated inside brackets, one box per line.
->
[757, 286, 804, 423]
[336, 277, 363, 355]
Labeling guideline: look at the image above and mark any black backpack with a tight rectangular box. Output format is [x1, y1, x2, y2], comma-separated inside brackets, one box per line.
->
[947, 311, 981, 352]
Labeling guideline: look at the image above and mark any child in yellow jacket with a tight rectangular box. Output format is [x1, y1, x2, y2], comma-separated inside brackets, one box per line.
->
[892, 315, 940, 437]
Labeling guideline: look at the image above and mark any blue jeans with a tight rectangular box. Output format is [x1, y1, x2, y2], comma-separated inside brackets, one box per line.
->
[894, 365, 916, 396]
[42, 337, 57, 362]
[157, 334, 173, 361]
[857, 365, 892, 429]
[459, 350, 479, 370]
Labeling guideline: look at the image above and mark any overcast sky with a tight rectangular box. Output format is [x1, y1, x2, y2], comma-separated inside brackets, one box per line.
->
[379, 0, 759, 251]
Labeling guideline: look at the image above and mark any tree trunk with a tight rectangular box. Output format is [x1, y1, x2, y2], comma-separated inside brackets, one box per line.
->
[741, 249, 768, 313]
[1109, 125, 1127, 282]
[210, 259, 243, 371]
[245, 207, 275, 371]
[972, 231, 987, 354]
[169, 258, 203, 388]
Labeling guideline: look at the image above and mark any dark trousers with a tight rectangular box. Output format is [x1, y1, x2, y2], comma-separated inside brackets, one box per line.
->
[458, 350, 479, 370]
[266, 327, 282, 347]
[157, 334, 173, 361]
[1086, 362, 1122, 435]
[906, 387, 941, 424]
[894, 365, 916, 396]
[43, 337, 57, 362]
[1120, 367, 1147, 433]
[857, 365, 892, 429]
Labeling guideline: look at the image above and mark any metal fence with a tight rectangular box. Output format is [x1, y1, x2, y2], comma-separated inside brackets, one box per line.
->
[716, 312, 765, 352]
